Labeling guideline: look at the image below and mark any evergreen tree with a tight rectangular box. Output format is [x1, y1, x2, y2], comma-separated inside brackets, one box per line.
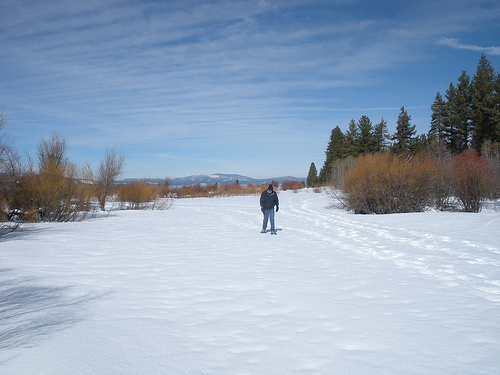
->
[373, 117, 389, 152]
[430, 92, 449, 142]
[306, 162, 319, 187]
[494, 75, 500, 141]
[455, 71, 473, 151]
[356, 115, 375, 154]
[471, 54, 498, 151]
[319, 126, 345, 184]
[344, 119, 359, 156]
[447, 71, 472, 153]
[391, 106, 416, 154]
[413, 133, 430, 154]
[443, 83, 462, 154]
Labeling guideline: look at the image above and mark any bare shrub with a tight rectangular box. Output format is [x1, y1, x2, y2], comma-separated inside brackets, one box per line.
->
[0, 114, 20, 223]
[6, 170, 37, 221]
[170, 182, 272, 198]
[157, 178, 172, 198]
[482, 140, 500, 199]
[452, 150, 493, 212]
[90, 146, 125, 211]
[175, 183, 210, 198]
[151, 196, 174, 210]
[8, 161, 93, 222]
[1, 148, 25, 215]
[280, 180, 305, 191]
[36, 130, 68, 170]
[36, 160, 92, 221]
[116, 181, 157, 209]
[330, 156, 358, 188]
[6, 133, 94, 222]
[430, 157, 457, 211]
[0, 186, 6, 222]
[218, 182, 244, 196]
[490, 156, 500, 200]
[339, 152, 434, 214]
[244, 183, 265, 195]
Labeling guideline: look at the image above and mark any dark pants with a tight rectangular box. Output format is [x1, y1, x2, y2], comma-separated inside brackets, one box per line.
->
[262, 209, 275, 232]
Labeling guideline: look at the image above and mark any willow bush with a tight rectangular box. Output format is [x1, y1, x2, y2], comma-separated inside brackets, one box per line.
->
[339, 152, 434, 214]
[116, 181, 156, 210]
[453, 150, 494, 212]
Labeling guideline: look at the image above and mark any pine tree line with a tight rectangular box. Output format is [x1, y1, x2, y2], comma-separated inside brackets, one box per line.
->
[307, 54, 500, 188]
[308, 106, 420, 186]
[430, 54, 500, 155]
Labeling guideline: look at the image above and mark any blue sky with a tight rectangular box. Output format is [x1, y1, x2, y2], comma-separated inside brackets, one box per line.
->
[1, 0, 499, 179]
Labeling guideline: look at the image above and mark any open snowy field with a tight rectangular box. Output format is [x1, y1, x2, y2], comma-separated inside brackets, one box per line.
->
[1, 189, 499, 374]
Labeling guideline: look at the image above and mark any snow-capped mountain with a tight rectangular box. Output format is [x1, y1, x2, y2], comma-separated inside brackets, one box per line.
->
[119, 173, 305, 187]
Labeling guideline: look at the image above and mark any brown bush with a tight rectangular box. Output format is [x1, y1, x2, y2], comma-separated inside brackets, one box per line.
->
[5, 171, 37, 221]
[482, 141, 500, 199]
[116, 181, 156, 209]
[339, 152, 434, 214]
[280, 180, 305, 191]
[430, 157, 456, 211]
[4, 157, 93, 222]
[1, 130, 131, 220]
[242, 183, 266, 195]
[0, 187, 6, 221]
[9, 132, 93, 222]
[453, 150, 493, 212]
[35, 161, 92, 221]
[490, 156, 500, 199]
[171, 182, 267, 198]
[218, 182, 245, 196]
[329, 156, 358, 188]
[89, 146, 125, 211]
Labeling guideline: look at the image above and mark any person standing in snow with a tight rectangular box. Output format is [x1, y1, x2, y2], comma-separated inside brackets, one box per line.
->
[260, 184, 279, 234]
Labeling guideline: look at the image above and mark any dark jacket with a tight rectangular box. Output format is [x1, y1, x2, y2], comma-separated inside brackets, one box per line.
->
[260, 189, 279, 211]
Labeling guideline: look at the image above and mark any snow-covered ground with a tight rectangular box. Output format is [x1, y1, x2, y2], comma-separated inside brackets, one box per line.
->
[1, 190, 499, 374]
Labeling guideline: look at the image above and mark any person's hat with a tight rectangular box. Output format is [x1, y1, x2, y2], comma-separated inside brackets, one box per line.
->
[267, 184, 273, 191]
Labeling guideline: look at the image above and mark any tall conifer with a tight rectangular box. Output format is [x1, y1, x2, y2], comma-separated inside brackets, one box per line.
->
[306, 162, 319, 187]
[430, 92, 449, 142]
[356, 115, 375, 154]
[444, 83, 461, 154]
[373, 118, 389, 152]
[471, 54, 498, 151]
[319, 126, 345, 184]
[448, 71, 472, 153]
[344, 120, 359, 156]
[391, 106, 416, 154]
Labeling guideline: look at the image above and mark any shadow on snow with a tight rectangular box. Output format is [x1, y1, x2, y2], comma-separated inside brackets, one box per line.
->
[0, 268, 107, 361]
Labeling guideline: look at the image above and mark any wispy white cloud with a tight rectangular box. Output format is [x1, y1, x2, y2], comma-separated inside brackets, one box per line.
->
[1, 0, 499, 177]
[437, 37, 500, 56]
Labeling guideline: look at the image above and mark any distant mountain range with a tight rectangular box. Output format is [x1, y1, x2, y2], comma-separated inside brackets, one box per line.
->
[118, 173, 306, 187]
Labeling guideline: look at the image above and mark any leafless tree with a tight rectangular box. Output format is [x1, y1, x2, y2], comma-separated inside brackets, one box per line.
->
[0, 114, 24, 231]
[0, 112, 12, 176]
[0, 112, 10, 224]
[33, 132, 93, 221]
[92, 146, 125, 211]
[36, 130, 68, 170]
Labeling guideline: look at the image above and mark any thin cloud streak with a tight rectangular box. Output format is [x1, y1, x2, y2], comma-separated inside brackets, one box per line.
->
[437, 37, 500, 56]
[1, 0, 499, 177]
